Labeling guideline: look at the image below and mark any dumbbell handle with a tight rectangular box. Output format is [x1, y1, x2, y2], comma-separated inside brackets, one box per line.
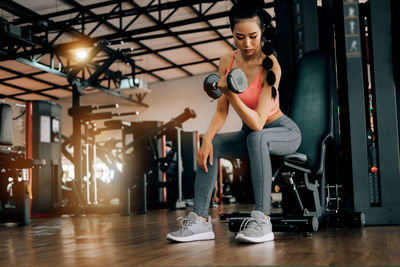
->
[211, 81, 218, 89]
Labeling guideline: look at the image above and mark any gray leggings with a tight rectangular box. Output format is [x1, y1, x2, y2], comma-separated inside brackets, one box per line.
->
[193, 114, 302, 217]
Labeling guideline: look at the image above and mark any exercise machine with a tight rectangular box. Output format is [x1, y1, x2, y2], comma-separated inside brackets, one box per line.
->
[0, 102, 45, 225]
[62, 104, 138, 214]
[125, 108, 197, 213]
[222, 50, 362, 236]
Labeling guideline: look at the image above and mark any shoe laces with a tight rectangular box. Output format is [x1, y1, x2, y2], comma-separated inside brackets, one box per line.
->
[177, 215, 197, 229]
[239, 217, 267, 232]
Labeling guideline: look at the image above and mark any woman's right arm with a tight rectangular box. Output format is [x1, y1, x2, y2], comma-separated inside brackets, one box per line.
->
[202, 96, 229, 143]
[197, 54, 230, 173]
[197, 92, 229, 173]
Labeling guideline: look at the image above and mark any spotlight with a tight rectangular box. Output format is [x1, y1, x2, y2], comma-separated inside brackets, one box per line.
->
[76, 49, 88, 60]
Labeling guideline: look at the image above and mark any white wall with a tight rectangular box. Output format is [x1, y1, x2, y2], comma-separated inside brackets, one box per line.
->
[4, 72, 243, 146]
[139, 73, 242, 134]
[55, 72, 243, 141]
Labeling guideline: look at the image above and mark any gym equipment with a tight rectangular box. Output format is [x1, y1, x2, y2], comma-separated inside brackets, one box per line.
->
[180, 131, 199, 202]
[29, 101, 62, 214]
[62, 102, 139, 215]
[223, 50, 353, 235]
[0, 103, 45, 225]
[334, 1, 400, 225]
[203, 68, 248, 99]
[226, 158, 254, 204]
[125, 108, 197, 212]
[126, 108, 196, 151]
[68, 104, 139, 122]
[125, 121, 163, 214]
[80, 113, 136, 207]
[91, 119, 132, 213]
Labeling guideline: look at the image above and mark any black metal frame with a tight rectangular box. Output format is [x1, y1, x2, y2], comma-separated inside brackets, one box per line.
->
[0, 0, 275, 102]
[333, 0, 400, 225]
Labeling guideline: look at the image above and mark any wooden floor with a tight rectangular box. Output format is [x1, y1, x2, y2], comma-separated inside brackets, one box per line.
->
[1, 204, 400, 266]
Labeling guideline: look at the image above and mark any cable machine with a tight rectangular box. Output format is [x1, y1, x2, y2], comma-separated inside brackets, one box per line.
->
[273, 0, 400, 226]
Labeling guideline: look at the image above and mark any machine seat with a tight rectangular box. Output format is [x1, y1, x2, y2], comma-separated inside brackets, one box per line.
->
[283, 152, 310, 166]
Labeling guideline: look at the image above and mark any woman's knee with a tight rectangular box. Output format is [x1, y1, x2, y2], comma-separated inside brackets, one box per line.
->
[247, 131, 266, 150]
[212, 134, 223, 147]
[211, 134, 224, 156]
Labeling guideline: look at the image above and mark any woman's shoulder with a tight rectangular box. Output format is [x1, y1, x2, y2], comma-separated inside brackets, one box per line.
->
[268, 54, 279, 66]
[219, 50, 236, 74]
[220, 51, 235, 65]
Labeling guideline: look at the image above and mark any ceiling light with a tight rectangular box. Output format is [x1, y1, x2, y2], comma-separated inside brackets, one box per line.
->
[76, 49, 88, 60]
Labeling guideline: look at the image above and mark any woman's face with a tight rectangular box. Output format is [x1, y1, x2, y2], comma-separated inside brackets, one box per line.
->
[233, 17, 262, 56]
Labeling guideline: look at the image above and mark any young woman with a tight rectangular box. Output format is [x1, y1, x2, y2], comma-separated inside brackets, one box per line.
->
[167, 0, 301, 244]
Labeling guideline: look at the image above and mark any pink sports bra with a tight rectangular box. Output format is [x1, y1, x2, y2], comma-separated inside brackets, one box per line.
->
[226, 50, 280, 117]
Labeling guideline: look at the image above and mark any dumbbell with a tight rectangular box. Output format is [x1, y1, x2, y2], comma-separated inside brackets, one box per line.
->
[203, 68, 248, 99]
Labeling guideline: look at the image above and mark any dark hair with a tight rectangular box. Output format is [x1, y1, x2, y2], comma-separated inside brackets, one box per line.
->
[229, 0, 277, 98]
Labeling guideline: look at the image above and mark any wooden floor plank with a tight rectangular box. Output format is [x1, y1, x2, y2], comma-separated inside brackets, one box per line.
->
[1, 204, 399, 266]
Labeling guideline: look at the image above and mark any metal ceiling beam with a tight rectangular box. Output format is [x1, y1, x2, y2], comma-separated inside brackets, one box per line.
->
[128, 1, 217, 70]
[41, 0, 131, 20]
[39, 0, 274, 31]
[0, 1, 155, 100]
[77, 35, 233, 66]
[0, 94, 25, 102]
[0, 4, 94, 97]
[59, 26, 164, 82]
[0, 0, 251, 101]
[0, 64, 71, 93]
[1, 1, 232, 80]
[135, 57, 220, 75]
[80, 10, 230, 42]
[19, 41, 164, 86]
[189, 5, 235, 50]
[59, 24, 230, 49]
[130, 35, 233, 57]
[1, 25, 232, 61]
[0, 58, 152, 106]
[6, 85, 68, 99]
[0, 0, 52, 25]
[61, 0, 191, 79]
[0, 70, 46, 83]
[229, 0, 274, 9]
[15, 57, 69, 78]
[40, 0, 228, 31]
[0, 80, 59, 100]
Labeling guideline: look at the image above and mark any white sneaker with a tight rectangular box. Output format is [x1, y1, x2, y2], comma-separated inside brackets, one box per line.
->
[167, 211, 215, 242]
[235, 211, 274, 243]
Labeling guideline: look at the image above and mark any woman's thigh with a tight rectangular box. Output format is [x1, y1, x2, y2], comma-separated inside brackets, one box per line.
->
[213, 130, 249, 159]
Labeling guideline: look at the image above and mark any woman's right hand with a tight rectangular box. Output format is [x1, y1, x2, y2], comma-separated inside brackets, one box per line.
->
[197, 139, 214, 173]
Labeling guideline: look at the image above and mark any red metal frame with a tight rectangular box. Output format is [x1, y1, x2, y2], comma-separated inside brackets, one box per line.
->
[25, 101, 33, 216]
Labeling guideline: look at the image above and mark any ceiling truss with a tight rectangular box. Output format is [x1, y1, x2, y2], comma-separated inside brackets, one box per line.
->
[0, 0, 274, 103]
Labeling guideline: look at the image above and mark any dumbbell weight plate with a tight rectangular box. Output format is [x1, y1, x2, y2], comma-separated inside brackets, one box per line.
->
[227, 68, 248, 94]
[204, 73, 222, 99]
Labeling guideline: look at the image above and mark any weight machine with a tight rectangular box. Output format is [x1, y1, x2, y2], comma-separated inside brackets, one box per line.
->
[222, 1, 400, 235]
[124, 108, 197, 213]
[0, 102, 45, 225]
[62, 104, 138, 214]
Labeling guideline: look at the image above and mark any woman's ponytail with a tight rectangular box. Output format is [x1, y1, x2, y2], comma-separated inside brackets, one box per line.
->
[260, 8, 277, 98]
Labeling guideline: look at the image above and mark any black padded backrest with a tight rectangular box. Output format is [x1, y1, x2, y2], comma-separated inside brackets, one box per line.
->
[290, 50, 330, 170]
[0, 103, 14, 145]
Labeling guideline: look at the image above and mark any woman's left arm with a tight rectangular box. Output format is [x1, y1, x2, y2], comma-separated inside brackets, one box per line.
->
[223, 55, 282, 131]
